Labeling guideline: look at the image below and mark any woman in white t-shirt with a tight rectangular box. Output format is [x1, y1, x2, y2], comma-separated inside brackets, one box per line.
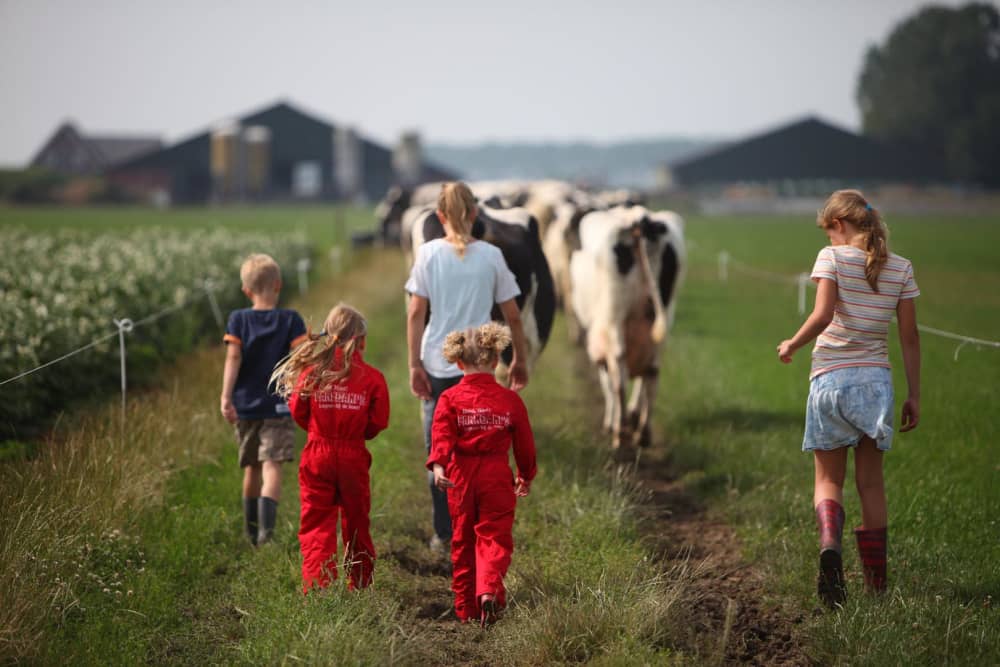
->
[405, 181, 530, 550]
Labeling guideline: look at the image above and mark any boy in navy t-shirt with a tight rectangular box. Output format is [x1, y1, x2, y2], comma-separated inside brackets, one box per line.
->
[221, 253, 307, 545]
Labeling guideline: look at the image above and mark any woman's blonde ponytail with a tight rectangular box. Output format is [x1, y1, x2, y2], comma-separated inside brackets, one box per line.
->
[437, 182, 477, 257]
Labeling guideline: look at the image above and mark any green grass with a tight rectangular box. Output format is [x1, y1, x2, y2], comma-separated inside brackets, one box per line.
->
[4, 238, 690, 665]
[662, 214, 1000, 665]
[3, 207, 997, 665]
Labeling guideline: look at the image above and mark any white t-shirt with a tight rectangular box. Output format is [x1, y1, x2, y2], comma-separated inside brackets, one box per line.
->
[405, 238, 521, 377]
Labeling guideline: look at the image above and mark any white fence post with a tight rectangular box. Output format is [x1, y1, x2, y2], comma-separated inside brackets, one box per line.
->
[297, 257, 311, 296]
[797, 273, 809, 315]
[113, 318, 134, 435]
[718, 251, 730, 282]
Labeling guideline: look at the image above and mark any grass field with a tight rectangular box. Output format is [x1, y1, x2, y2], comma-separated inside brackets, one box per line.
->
[1, 205, 998, 665]
[666, 214, 1000, 664]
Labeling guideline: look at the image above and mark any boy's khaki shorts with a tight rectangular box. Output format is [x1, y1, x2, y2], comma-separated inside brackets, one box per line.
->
[234, 418, 296, 467]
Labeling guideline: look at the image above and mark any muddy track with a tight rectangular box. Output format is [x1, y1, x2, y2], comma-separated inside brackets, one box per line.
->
[631, 445, 812, 666]
[342, 249, 811, 664]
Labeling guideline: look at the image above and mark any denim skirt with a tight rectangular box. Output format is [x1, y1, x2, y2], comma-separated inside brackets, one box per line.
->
[803, 366, 894, 452]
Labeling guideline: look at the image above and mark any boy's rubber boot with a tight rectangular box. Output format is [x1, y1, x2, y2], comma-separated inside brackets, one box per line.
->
[243, 496, 259, 546]
[855, 526, 888, 593]
[257, 496, 279, 545]
[815, 499, 847, 607]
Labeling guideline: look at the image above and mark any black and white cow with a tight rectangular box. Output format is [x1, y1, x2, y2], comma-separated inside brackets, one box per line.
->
[375, 183, 441, 244]
[569, 206, 685, 450]
[406, 202, 556, 379]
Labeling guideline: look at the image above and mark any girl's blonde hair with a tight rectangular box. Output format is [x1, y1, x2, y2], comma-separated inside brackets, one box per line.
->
[437, 182, 477, 257]
[442, 321, 511, 369]
[271, 303, 367, 398]
[817, 189, 889, 292]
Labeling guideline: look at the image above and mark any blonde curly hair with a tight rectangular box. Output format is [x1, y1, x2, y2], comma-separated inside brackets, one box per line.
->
[270, 303, 367, 398]
[442, 321, 512, 369]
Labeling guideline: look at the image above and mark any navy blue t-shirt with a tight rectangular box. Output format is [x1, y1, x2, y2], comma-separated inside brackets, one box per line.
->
[225, 308, 307, 420]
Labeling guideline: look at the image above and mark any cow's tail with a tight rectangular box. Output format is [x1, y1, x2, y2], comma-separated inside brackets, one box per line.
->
[636, 236, 667, 344]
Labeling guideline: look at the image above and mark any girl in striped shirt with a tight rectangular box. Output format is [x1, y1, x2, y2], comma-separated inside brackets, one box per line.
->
[777, 189, 921, 608]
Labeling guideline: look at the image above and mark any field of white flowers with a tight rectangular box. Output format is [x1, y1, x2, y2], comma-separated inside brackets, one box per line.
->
[0, 227, 310, 433]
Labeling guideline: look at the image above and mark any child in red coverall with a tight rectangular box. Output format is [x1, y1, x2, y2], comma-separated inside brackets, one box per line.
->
[271, 303, 390, 592]
[427, 322, 537, 626]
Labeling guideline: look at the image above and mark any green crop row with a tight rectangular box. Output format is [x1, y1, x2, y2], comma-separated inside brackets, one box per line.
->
[0, 227, 310, 435]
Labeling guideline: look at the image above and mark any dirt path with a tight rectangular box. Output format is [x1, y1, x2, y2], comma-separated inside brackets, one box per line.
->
[328, 248, 811, 665]
[632, 445, 811, 665]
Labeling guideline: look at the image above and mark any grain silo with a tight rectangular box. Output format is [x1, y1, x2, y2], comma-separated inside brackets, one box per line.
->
[333, 126, 363, 201]
[210, 122, 244, 201]
[243, 125, 271, 198]
[393, 131, 423, 188]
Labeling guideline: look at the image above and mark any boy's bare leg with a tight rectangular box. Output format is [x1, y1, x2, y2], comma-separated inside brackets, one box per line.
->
[243, 463, 263, 497]
[261, 460, 282, 501]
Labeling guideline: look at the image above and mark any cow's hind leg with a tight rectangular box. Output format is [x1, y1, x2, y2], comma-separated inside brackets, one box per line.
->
[597, 362, 614, 433]
[607, 354, 629, 449]
[630, 367, 659, 448]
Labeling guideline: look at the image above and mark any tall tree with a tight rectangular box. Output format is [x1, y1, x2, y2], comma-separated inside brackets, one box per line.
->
[857, 3, 1000, 187]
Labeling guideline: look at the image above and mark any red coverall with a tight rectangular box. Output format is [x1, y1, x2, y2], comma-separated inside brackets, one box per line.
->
[289, 351, 389, 592]
[426, 372, 537, 621]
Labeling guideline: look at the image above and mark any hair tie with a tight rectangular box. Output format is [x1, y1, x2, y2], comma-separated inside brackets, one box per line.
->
[865, 203, 873, 211]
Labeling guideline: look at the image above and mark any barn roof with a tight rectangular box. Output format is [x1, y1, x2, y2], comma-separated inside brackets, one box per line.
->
[669, 116, 946, 186]
[111, 100, 458, 182]
[29, 122, 162, 173]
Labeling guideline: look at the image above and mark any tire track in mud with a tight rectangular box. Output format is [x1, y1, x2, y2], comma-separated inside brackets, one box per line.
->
[631, 444, 812, 666]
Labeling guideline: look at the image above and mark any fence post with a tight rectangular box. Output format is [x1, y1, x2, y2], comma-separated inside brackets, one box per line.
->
[718, 251, 729, 282]
[113, 318, 134, 436]
[797, 273, 809, 315]
[297, 257, 311, 296]
[329, 246, 343, 274]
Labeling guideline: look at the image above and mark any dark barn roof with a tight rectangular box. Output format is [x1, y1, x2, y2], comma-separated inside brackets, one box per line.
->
[30, 123, 162, 175]
[109, 101, 458, 203]
[669, 117, 946, 187]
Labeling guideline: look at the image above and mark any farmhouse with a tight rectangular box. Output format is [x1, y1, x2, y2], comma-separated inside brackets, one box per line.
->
[90, 100, 456, 204]
[661, 116, 946, 197]
[30, 122, 163, 176]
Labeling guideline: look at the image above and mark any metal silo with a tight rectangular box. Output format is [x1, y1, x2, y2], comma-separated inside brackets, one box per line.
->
[211, 122, 243, 201]
[334, 126, 363, 202]
[243, 125, 271, 198]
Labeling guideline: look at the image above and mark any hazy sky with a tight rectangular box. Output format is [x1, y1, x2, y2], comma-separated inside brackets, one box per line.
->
[0, 0, 969, 165]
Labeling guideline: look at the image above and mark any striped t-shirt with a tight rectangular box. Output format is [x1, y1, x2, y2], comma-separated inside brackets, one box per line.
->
[810, 245, 919, 379]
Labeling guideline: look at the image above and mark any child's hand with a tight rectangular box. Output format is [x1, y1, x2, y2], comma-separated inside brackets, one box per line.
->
[433, 464, 454, 490]
[900, 397, 920, 432]
[514, 476, 531, 497]
[776, 340, 795, 363]
[220, 396, 237, 424]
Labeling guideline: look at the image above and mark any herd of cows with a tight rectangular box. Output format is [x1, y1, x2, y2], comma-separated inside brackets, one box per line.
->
[376, 180, 687, 450]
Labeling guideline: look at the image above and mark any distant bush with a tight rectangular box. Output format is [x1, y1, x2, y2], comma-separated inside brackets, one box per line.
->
[0, 227, 311, 435]
[0, 168, 67, 203]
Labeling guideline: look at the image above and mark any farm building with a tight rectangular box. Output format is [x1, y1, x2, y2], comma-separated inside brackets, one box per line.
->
[30, 122, 163, 176]
[102, 101, 457, 205]
[661, 116, 946, 195]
